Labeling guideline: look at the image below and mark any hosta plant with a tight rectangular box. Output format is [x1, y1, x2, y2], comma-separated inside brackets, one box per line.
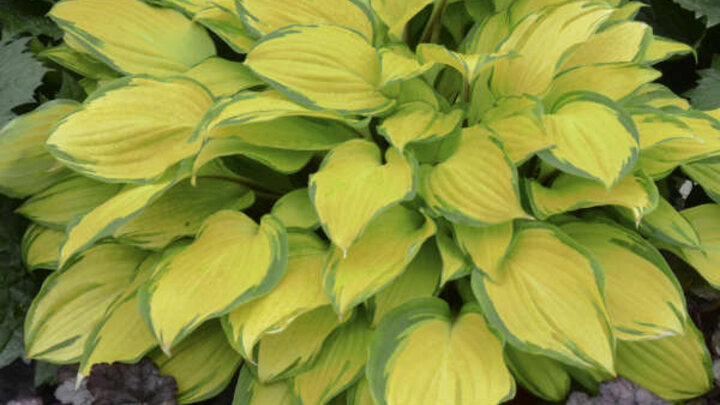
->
[3, 0, 720, 403]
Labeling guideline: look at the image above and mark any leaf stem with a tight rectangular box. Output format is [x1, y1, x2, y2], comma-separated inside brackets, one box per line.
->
[420, 0, 448, 44]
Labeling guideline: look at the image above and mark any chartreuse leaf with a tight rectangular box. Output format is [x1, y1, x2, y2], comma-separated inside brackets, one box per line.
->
[323, 205, 435, 315]
[370, 241, 440, 326]
[560, 221, 686, 340]
[59, 178, 175, 267]
[152, 321, 242, 404]
[233, 365, 295, 405]
[147, 0, 210, 14]
[185, 57, 263, 98]
[246, 25, 393, 114]
[47, 76, 213, 183]
[505, 346, 570, 402]
[113, 178, 254, 250]
[193, 5, 255, 53]
[272, 189, 320, 230]
[540, 93, 639, 188]
[347, 376, 374, 405]
[25, 244, 147, 363]
[49, 0, 215, 76]
[379, 45, 429, 87]
[78, 253, 161, 375]
[472, 222, 615, 373]
[419, 126, 527, 225]
[142, 210, 287, 351]
[291, 314, 372, 405]
[16, 176, 121, 229]
[370, 0, 432, 39]
[491, 2, 612, 96]
[310, 140, 414, 253]
[454, 221, 514, 281]
[683, 159, 720, 203]
[417, 44, 515, 84]
[194, 138, 314, 175]
[378, 102, 463, 152]
[544, 64, 660, 108]
[644, 36, 694, 64]
[614, 198, 702, 249]
[633, 109, 695, 149]
[21, 225, 65, 272]
[239, 0, 373, 41]
[256, 306, 342, 383]
[40, 44, 119, 80]
[616, 319, 712, 401]
[224, 233, 329, 360]
[0, 101, 77, 198]
[435, 225, 471, 286]
[482, 97, 551, 164]
[367, 299, 514, 405]
[202, 90, 345, 130]
[559, 21, 651, 69]
[206, 117, 358, 151]
[527, 172, 658, 221]
[678, 205, 720, 288]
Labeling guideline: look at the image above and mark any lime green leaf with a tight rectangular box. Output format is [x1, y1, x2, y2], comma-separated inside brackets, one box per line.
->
[193, 5, 255, 53]
[21, 225, 65, 272]
[78, 254, 161, 375]
[454, 221, 514, 281]
[435, 225, 471, 286]
[291, 315, 372, 405]
[206, 117, 358, 151]
[142, 210, 287, 351]
[16, 175, 121, 229]
[418, 43, 515, 84]
[194, 138, 314, 175]
[419, 126, 527, 225]
[323, 206, 435, 315]
[367, 299, 514, 405]
[616, 319, 713, 401]
[347, 376, 375, 405]
[378, 102, 462, 152]
[379, 45, 428, 87]
[50, 0, 215, 76]
[233, 365, 295, 405]
[527, 172, 658, 221]
[370, 241, 440, 326]
[683, 159, 720, 203]
[224, 233, 329, 360]
[540, 93, 638, 188]
[634, 109, 695, 149]
[240, 0, 373, 41]
[560, 21, 651, 69]
[256, 306, 342, 383]
[153, 321, 242, 404]
[25, 244, 147, 363]
[678, 204, 720, 288]
[482, 97, 552, 164]
[370, 0, 433, 39]
[561, 221, 686, 340]
[186, 57, 263, 98]
[59, 178, 175, 267]
[505, 346, 570, 402]
[47, 76, 214, 183]
[246, 25, 393, 114]
[545, 64, 660, 108]
[492, 2, 612, 96]
[472, 222, 614, 373]
[0, 101, 78, 198]
[614, 198, 702, 249]
[40, 44, 119, 80]
[310, 140, 414, 253]
[114, 178, 255, 250]
[644, 36, 694, 64]
[272, 189, 320, 230]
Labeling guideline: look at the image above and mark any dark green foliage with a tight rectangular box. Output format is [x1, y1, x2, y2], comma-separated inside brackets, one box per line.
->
[673, 0, 720, 27]
[688, 58, 720, 110]
[0, 37, 48, 126]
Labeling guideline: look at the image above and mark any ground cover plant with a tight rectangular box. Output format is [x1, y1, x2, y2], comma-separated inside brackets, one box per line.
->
[1, 0, 720, 403]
